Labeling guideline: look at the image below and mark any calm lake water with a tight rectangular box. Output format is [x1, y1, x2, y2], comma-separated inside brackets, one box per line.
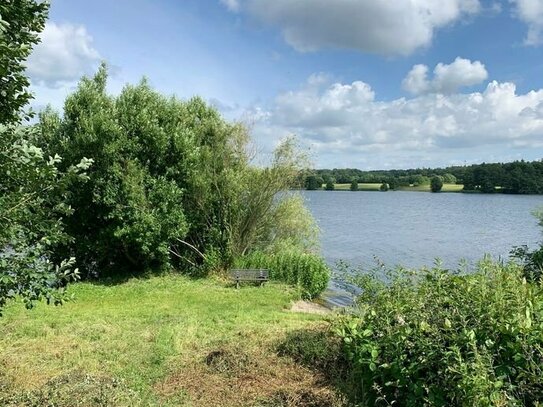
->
[302, 191, 543, 306]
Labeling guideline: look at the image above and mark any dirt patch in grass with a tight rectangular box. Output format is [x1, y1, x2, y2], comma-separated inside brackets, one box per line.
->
[155, 345, 344, 407]
[290, 300, 331, 315]
[257, 388, 344, 407]
[205, 346, 257, 377]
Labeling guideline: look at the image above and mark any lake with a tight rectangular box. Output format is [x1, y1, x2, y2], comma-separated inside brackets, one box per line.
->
[302, 190, 543, 306]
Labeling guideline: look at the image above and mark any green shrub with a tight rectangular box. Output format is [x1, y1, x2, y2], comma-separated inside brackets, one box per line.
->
[431, 175, 444, 192]
[235, 250, 330, 299]
[511, 245, 543, 282]
[335, 259, 543, 406]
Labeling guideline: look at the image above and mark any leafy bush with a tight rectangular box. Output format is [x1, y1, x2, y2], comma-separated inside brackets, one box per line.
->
[0, 1, 90, 314]
[335, 259, 543, 406]
[37, 67, 317, 278]
[430, 175, 443, 192]
[235, 250, 330, 299]
[278, 328, 347, 377]
[510, 245, 543, 282]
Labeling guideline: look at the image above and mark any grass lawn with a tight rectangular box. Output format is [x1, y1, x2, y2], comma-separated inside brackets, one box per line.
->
[331, 183, 464, 192]
[397, 183, 464, 192]
[333, 183, 381, 191]
[0, 274, 340, 406]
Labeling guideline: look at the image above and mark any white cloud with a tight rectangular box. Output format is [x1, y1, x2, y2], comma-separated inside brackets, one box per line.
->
[247, 73, 543, 168]
[225, 0, 481, 55]
[511, 0, 543, 45]
[403, 57, 488, 95]
[26, 22, 101, 88]
[220, 0, 240, 12]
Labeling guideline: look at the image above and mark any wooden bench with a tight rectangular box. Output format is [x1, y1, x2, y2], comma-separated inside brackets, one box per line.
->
[230, 269, 269, 288]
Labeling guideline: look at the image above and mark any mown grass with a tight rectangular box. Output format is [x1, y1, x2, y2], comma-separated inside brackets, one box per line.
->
[397, 183, 464, 192]
[332, 183, 464, 192]
[0, 274, 342, 406]
[333, 183, 381, 191]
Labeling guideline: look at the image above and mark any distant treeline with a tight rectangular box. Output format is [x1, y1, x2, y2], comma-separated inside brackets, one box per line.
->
[305, 159, 543, 194]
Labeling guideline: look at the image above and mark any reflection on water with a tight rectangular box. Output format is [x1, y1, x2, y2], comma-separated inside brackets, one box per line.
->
[302, 190, 543, 307]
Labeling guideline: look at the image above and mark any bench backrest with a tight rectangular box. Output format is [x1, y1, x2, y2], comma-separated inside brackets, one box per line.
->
[230, 269, 269, 280]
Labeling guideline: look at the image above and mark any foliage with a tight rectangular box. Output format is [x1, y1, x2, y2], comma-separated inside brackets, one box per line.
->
[261, 194, 320, 254]
[0, 0, 90, 315]
[308, 159, 543, 194]
[510, 245, 543, 282]
[227, 137, 315, 258]
[235, 250, 330, 299]
[430, 176, 443, 192]
[442, 173, 457, 184]
[350, 180, 358, 191]
[305, 174, 323, 190]
[325, 180, 335, 190]
[511, 208, 543, 281]
[335, 259, 543, 406]
[0, 0, 48, 125]
[379, 183, 389, 191]
[38, 67, 323, 279]
[38, 69, 192, 276]
[0, 125, 91, 315]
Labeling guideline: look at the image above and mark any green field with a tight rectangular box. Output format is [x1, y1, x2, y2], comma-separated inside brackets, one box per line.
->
[332, 183, 381, 191]
[331, 183, 464, 192]
[397, 183, 464, 192]
[0, 275, 338, 406]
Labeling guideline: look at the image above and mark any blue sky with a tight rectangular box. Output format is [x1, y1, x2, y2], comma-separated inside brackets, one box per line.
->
[27, 0, 543, 169]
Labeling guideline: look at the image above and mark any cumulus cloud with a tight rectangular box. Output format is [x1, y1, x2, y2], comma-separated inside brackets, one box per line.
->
[511, 0, 543, 45]
[26, 22, 101, 88]
[403, 57, 488, 95]
[221, 0, 481, 55]
[247, 73, 543, 168]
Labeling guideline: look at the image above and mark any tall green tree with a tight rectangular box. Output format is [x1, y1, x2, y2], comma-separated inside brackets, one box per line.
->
[430, 176, 443, 192]
[0, 0, 48, 125]
[39, 69, 194, 275]
[0, 1, 89, 314]
[40, 68, 318, 276]
[305, 174, 321, 190]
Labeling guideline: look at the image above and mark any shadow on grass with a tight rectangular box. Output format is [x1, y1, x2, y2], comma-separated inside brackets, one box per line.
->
[275, 327, 364, 406]
[87, 266, 208, 287]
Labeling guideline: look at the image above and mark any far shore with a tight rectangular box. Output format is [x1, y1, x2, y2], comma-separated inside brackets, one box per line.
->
[305, 183, 465, 192]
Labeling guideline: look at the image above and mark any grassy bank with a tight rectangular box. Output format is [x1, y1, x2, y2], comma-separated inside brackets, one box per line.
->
[397, 183, 464, 192]
[332, 183, 464, 192]
[334, 183, 381, 191]
[0, 275, 341, 406]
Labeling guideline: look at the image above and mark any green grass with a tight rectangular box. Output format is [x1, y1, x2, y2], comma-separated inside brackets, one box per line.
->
[0, 274, 338, 406]
[331, 183, 464, 192]
[397, 183, 464, 192]
[333, 183, 381, 191]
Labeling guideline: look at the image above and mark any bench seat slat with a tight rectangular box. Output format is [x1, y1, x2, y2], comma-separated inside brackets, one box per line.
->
[230, 269, 269, 287]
